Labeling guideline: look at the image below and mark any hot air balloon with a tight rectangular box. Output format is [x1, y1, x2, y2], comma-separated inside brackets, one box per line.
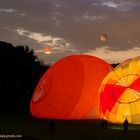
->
[30, 54, 112, 119]
[99, 56, 140, 124]
[44, 47, 52, 54]
[100, 34, 108, 42]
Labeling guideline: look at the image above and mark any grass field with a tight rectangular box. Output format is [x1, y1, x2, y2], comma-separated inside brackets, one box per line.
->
[0, 113, 140, 140]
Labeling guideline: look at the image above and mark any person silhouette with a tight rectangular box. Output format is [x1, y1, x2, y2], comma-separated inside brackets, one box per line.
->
[123, 118, 129, 132]
[48, 119, 56, 133]
[101, 118, 108, 129]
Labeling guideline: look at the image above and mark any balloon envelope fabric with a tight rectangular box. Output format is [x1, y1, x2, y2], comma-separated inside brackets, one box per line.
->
[30, 54, 112, 119]
[99, 56, 140, 124]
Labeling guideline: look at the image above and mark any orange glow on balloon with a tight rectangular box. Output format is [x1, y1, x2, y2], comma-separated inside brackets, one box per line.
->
[30, 55, 112, 119]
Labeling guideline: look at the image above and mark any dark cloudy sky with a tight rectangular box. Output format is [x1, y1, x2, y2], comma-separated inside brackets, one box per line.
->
[0, 0, 140, 64]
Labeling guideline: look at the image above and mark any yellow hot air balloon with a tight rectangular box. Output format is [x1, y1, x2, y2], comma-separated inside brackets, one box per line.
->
[100, 34, 108, 42]
[99, 56, 140, 124]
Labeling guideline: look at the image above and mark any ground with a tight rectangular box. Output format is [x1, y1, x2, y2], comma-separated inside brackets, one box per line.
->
[0, 113, 140, 140]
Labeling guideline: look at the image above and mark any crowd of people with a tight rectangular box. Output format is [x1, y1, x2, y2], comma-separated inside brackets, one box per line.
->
[101, 118, 129, 132]
[48, 118, 129, 133]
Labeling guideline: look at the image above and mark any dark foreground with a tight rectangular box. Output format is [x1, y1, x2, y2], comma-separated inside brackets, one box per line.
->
[0, 113, 140, 140]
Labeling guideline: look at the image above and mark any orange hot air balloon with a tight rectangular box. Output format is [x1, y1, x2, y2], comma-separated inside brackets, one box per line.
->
[100, 34, 108, 42]
[44, 47, 52, 54]
[99, 56, 140, 124]
[30, 54, 112, 119]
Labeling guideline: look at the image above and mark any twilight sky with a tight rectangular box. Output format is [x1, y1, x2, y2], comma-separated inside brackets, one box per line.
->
[0, 0, 140, 64]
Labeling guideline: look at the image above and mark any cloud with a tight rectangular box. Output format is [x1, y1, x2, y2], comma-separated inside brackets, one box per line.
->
[82, 14, 105, 21]
[15, 28, 76, 53]
[102, 1, 120, 9]
[84, 46, 140, 63]
[0, 8, 16, 13]
[91, 0, 140, 12]
[99, 1, 140, 12]
[20, 13, 26, 16]
[16, 28, 52, 43]
[51, 17, 61, 26]
[50, 11, 63, 26]
[0, 8, 26, 16]
[75, 12, 105, 22]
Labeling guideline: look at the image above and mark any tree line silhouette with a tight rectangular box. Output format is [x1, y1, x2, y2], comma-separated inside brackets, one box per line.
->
[0, 41, 49, 113]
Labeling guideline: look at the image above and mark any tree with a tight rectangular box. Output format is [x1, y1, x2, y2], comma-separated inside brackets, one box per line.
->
[0, 41, 49, 113]
[111, 63, 119, 68]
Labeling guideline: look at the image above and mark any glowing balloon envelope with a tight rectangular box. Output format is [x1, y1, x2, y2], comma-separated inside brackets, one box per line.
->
[44, 47, 52, 54]
[30, 54, 112, 119]
[99, 56, 140, 124]
[100, 34, 108, 42]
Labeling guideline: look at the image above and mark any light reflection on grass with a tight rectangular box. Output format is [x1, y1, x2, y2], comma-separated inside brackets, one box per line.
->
[108, 124, 140, 131]
[108, 125, 123, 130]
